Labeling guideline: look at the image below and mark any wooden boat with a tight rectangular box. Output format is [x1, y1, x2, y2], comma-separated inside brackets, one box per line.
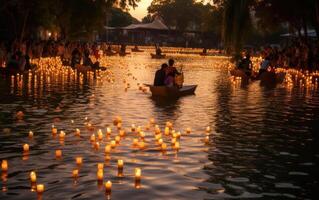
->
[230, 69, 286, 86]
[131, 48, 144, 52]
[146, 84, 197, 97]
[150, 53, 166, 59]
[105, 51, 117, 56]
[119, 52, 131, 56]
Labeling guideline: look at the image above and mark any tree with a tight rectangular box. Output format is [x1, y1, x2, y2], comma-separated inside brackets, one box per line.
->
[0, 0, 140, 40]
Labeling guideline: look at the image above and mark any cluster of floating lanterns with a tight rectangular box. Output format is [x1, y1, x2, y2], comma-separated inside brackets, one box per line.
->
[1, 115, 212, 198]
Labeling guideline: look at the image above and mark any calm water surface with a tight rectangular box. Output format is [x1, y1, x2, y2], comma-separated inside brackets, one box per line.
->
[0, 53, 318, 199]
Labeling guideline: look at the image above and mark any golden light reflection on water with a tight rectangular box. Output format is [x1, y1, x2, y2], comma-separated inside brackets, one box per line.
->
[0, 53, 318, 199]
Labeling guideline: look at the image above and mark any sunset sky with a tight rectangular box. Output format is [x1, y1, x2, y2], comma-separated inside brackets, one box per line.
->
[129, 0, 153, 20]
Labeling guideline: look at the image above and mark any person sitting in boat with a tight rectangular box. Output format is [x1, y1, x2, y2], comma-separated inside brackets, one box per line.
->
[257, 55, 270, 78]
[165, 59, 181, 87]
[83, 50, 100, 70]
[120, 44, 126, 54]
[155, 44, 162, 56]
[71, 47, 81, 69]
[154, 63, 168, 86]
[238, 53, 253, 76]
[132, 45, 139, 51]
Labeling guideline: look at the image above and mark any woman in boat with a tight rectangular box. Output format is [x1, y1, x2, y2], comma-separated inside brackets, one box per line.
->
[165, 59, 181, 87]
[154, 63, 168, 86]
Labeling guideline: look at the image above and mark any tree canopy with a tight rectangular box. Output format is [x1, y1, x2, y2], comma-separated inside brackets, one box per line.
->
[0, 0, 140, 40]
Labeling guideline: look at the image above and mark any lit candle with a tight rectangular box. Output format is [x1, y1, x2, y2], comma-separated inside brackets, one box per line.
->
[97, 163, 104, 170]
[59, 131, 65, 140]
[29, 131, 34, 138]
[55, 150, 62, 158]
[117, 123, 122, 130]
[76, 157, 83, 165]
[186, 128, 191, 134]
[36, 184, 44, 194]
[97, 129, 103, 140]
[206, 126, 211, 133]
[97, 169, 103, 181]
[158, 138, 163, 145]
[161, 143, 167, 151]
[106, 127, 111, 135]
[133, 138, 139, 147]
[204, 135, 209, 144]
[30, 171, 37, 183]
[139, 132, 145, 140]
[150, 118, 155, 124]
[139, 141, 145, 149]
[164, 127, 170, 135]
[110, 140, 116, 148]
[135, 168, 141, 182]
[94, 142, 100, 150]
[115, 136, 121, 144]
[131, 124, 136, 132]
[90, 134, 96, 142]
[119, 130, 125, 137]
[52, 126, 57, 135]
[23, 144, 30, 152]
[75, 128, 80, 136]
[174, 142, 180, 151]
[72, 169, 79, 178]
[105, 180, 112, 195]
[104, 145, 111, 154]
[117, 160, 123, 177]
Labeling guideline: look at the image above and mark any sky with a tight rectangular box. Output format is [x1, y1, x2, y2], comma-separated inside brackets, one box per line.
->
[129, 0, 153, 21]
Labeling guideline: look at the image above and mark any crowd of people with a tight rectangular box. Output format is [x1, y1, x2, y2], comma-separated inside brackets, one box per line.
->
[0, 40, 127, 73]
[235, 39, 319, 79]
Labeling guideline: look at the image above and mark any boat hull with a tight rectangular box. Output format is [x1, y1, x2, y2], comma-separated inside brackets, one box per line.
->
[148, 85, 197, 97]
[150, 53, 166, 59]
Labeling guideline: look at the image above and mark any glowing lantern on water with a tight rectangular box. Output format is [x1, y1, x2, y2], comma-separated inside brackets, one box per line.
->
[104, 145, 111, 154]
[115, 136, 121, 144]
[150, 118, 155, 124]
[174, 142, 180, 151]
[97, 169, 103, 181]
[206, 126, 211, 133]
[139, 141, 145, 149]
[75, 129, 80, 136]
[158, 139, 163, 146]
[135, 168, 141, 182]
[186, 128, 191, 134]
[1, 160, 8, 171]
[131, 124, 136, 132]
[30, 171, 37, 183]
[36, 184, 44, 194]
[110, 140, 116, 148]
[97, 163, 104, 170]
[204, 135, 209, 144]
[94, 142, 100, 150]
[119, 130, 125, 137]
[164, 127, 170, 135]
[133, 138, 139, 147]
[55, 150, 62, 158]
[29, 131, 34, 138]
[161, 143, 167, 151]
[97, 129, 103, 140]
[23, 144, 30, 152]
[117, 160, 124, 177]
[106, 127, 111, 135]
[72, 169, 79, 178]
[59, 131, 66, 140]
[52, 126, 57, 135]
[90, 134, 96, 142]
[105, 180, 112, 195]
[76, 157, 83, 165]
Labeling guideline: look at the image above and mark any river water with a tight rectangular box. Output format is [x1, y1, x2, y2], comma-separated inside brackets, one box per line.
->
[0, 53, 318, 199]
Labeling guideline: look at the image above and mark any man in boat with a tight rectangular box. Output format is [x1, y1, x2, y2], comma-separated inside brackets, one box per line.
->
[154, 63, 168, 86]
[155, 44, 162, 56]
[238, 53, 253, 77]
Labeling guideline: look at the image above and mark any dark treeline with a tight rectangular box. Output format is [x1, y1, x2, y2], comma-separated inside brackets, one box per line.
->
[0, 0, 139, 41]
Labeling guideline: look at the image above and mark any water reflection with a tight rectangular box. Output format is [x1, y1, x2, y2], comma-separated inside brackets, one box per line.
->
[0, 54, 318, 199]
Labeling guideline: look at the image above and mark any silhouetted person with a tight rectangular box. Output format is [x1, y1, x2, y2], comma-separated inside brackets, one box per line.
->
[154, 63, 168, 86]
